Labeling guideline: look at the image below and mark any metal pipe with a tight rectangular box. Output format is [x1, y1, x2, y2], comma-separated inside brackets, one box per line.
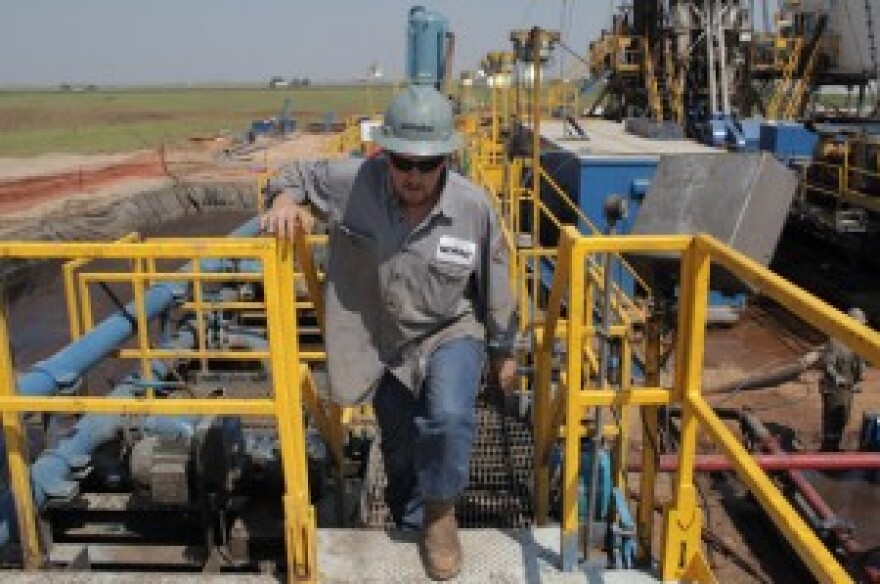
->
[0, 325, 270, 548]
[0, 217, 264, 548]
[738, 410, 880, 583]
[665, 406, 880, 580]
[631, 452, 880, 472]
[717, 3, 732, 115]
[15, 217, 261, 398]
[703, 350, 821, 396]
[706, 2, 719, 115]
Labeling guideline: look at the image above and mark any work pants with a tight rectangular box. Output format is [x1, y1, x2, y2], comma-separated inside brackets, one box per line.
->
[373, 337, 485, 529]
[821, 381, 854, 452]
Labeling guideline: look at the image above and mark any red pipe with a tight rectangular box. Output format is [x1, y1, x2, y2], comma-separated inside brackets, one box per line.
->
[632, 452, 880, 473]
[737, 411, 880, 583]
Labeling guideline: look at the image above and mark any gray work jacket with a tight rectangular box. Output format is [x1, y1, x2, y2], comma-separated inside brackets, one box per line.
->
[271, 156, 517, 405]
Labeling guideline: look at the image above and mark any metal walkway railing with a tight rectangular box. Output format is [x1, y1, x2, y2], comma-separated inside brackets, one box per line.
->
[533, 227, 880, 583]
[0, 238, 321, 582]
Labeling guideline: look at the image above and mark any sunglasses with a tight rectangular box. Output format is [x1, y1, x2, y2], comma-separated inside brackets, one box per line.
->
[387, 152, 445, 173]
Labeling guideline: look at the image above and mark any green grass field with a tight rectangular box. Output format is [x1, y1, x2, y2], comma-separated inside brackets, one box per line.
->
[0, 85, 396, 157]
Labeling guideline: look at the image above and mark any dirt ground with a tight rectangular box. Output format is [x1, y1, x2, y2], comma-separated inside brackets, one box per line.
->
[0, 132, 340, 217]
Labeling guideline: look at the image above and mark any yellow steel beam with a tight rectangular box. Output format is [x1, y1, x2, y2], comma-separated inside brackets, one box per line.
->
[192, 256, 208, 372]
[0, 286, 42, 568]
[300, 366, 342, 466]
[661, 241, 708, 582]
[637, 315, 662, 562]
[0, 239, 272, 259]
[562, 242, 586, 559]
[689, 396, 852, 584]
[268, 239, 316, 582]
[181, 301, 266, 310]
[295, 227, 326, 336]
[0, 396, 276, 416]
[534, 226, 577, 525]
[697, 235, 880, 365]
[132, 257, 152, 384]
[577, 388, 670, 407]
[117, 349, 270, 359]
[78, 272, 263, 282]
[576, 234, 692, 254]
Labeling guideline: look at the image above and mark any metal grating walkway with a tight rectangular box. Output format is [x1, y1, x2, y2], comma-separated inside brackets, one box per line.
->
[361, 393, 535, 529]
[1, 528, 669, 584]
[317, 527, 665, 583]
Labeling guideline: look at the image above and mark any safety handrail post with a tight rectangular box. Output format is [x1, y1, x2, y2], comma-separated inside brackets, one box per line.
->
[0, 283, 42, 568]
[660, 239, 710, 582]
[264, 237, 316, 582]
[561, 240, 586, 570]
[132, 257, 152, 388]
[534, 226, 577, 527]
[192, 255, 208, 372]
[636, 312, 662, 562]
[62, 261, 82, 342]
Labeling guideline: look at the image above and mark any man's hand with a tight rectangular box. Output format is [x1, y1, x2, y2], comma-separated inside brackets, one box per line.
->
[260, 196, 315, 241]
[491, 357, 518, 393]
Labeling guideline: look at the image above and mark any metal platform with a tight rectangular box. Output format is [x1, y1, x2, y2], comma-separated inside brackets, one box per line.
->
[317, 526, 665, 583]
[1, 527, 668, 583]
[539, 118, 717, 157]
[0, 575, 275, 584]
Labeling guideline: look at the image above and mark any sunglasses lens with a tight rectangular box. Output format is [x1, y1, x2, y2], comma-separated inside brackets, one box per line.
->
[389, 153, 443, 173]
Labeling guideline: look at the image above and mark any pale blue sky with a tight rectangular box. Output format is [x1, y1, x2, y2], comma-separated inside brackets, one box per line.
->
[0, 1, 614, 85]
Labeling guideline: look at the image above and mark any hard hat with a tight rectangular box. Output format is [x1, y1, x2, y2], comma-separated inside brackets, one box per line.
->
[848, 307, 867, 324]
[372, 85, 462, 157]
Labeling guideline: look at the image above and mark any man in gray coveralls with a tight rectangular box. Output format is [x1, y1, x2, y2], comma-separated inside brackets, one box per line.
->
[820, 307, 867, 452]
[261, 85, 518, 580]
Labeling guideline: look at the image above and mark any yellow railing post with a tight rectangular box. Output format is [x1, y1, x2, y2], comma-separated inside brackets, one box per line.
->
[561, 240, 585, 570]
[661, 240, 710, 581]
[636, 311, 661, 562]
[62, 262, 82, 341]
[534, 228, 577, 527]
[132, 257, 152, 387]
[0, 284, 42, 568]
[612, 326, 632, 492]
[263, 238, 316, 582]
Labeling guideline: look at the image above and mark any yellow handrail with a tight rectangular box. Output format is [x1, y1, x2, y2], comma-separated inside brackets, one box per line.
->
[0, 238, 320, 583]
[533, 230, 874, 583]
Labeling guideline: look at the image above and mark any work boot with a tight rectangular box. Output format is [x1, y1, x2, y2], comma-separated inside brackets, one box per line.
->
[419, 500, 462, 580]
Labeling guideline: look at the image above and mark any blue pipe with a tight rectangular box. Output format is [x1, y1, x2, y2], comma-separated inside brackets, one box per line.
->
[0, 331, 270, 547]
[0, 217, 264, 546]
[16, 217, 261, 398]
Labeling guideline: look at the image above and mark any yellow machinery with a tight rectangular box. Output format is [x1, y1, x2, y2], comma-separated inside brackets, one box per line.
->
[801, 131, 880, 215]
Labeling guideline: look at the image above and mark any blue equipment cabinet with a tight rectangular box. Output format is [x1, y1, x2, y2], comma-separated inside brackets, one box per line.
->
[539, 151, 657, 298]
[760, 122, 819, 163]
